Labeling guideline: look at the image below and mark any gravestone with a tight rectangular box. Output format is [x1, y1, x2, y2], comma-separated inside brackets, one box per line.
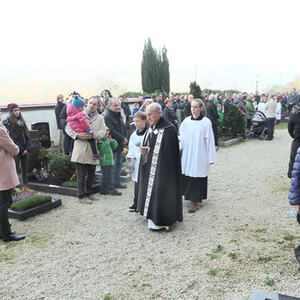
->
[31, 122, 51, 148]
[28, 130, 42, 173]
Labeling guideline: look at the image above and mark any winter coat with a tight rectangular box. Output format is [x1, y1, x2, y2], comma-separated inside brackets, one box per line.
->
[60, 104, 68, 131]
[121, 102, 131, 117]
[65, 112, 106, 165]
[265, 100, 277, 118]
[98, 138, 118, 167]
[67, 104, 91, 133]
[162, 107, 178, 127]
[55, 101, 65, 130]
[0, 123, 19, 191]
[205, 101, 219, 125]
[289, 147, 300, 206]
[3, 118, 31, 155]
[246, 100, 256, 120]
[288, 105, 300, 140]
[104, 109, 127, 151]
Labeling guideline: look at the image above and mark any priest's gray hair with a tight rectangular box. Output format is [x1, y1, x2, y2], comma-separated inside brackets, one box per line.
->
[192, 98, 207, 117]
[148, 102, 162, 113]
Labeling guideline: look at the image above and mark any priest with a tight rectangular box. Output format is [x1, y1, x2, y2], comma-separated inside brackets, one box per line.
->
[180, 98, 217, 213]
[137, 103, 183, 230]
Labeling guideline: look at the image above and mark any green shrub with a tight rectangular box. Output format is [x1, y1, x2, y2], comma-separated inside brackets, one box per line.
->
[47, 152, 76, 184]
[219, 104, 245, 137]
[10, 195, 52, 211]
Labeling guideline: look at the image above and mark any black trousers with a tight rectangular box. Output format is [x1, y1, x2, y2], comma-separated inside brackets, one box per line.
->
[212, 123, 218, 147]
[62, 130, 73, 155]
[133, 181, 138, 208]
[88, 139, 97, 155]
[100, 166, 113, 192]
[75, 163, 96, 198]
[266, 118, 275, 140]
[15, 154, 28, 185]
[0, 189, 12, 239]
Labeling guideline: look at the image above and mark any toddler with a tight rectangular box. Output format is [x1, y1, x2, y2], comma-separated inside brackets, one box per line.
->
[98, 128, 121, 195]
[67, 96, 100, 160]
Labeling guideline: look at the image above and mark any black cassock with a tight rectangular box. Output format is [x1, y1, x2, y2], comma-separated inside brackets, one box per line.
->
[137, 117, 183, 227]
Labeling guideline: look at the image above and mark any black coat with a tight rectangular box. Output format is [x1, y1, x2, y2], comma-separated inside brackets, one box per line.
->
[104, 109, 127, 150]
[137, 117, 183, 226]
[3, 118, 31, 155]
[55, 102, 65, 130]
[288, 106, 300, 140]
[205, 101, 219, 125]
[162, 107, 178, 127]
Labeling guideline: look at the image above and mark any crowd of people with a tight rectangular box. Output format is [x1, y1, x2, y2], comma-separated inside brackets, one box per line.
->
[1, 87, 300, 252]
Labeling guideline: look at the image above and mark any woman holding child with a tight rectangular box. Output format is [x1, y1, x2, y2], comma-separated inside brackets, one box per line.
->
[65, 96, 106, 204]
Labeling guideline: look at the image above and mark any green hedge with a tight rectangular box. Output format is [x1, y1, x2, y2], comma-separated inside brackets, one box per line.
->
[10, 195, 52, 211]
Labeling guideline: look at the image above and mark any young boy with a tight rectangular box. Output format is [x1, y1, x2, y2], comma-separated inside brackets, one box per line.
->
[98, 128, 121, 196]
[126, 111, 148, 211]
[67, 96, 100, 160]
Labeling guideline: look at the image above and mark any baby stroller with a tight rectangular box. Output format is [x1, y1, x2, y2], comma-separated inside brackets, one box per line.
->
[249, 110, 268, 140]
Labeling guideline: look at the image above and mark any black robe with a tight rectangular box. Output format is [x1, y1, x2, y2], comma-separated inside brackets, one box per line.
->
[137, 117, 183, 226]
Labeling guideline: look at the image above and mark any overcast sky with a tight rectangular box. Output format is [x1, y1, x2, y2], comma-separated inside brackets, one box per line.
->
[1, 0, 300, 102]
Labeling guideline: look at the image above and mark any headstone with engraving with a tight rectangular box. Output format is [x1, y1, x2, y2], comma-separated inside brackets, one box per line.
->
[31, 122, 51, 148]
[27, 130, 42, 173]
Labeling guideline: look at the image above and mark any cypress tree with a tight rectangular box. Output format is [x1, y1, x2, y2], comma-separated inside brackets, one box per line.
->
[141, 39, 170, 94]
[141, 38, 160, 93]
[189, 81, 202, 99]
[160, 46, 170, 94]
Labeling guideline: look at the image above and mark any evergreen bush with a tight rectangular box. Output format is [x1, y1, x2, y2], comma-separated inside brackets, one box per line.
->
[189, 81, 202, 99]
[47, 152, 76, 184]
[219, 104, 245, 137]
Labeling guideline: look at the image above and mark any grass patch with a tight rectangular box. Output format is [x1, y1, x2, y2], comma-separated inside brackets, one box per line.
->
[209, 254, 218, 260]
[207, 268, 219, 276]
[283, 234, 296, 241]
[228, 252, 237, 259]
[10, 195, 52, 211]
[62, 181, 77, 187]
[255, 228, 267, 233]
[103, 294, 114, 300]
[257, 256, 272, 263]
[263, 277, 275, 286]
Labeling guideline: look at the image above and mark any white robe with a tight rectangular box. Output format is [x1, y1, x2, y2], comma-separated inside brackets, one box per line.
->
[180, 116, 217, 177]
[126, 130, 146, 182]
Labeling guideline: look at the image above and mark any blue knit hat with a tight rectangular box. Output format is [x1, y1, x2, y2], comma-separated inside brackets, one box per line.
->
[72, 96, 85, 108]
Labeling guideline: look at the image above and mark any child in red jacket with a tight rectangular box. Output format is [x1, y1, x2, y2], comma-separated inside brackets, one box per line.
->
[67, 96, 100, 160]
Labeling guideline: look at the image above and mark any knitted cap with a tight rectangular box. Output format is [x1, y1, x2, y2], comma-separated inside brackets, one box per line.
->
[7, 103, 19, 112]
[72, 96, 85, 109]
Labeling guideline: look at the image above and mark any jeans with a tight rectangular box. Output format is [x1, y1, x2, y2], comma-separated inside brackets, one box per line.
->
[101, 166, 113, 192]
[112, 148, 123, 188]
[15, 154, 28, 185]
[75, 163, 96, 198]
[266, 118, 275, 140]
[0, 189, 12, 239]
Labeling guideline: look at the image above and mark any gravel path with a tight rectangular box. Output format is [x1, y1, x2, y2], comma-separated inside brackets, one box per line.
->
[1, 129, 300, 300]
